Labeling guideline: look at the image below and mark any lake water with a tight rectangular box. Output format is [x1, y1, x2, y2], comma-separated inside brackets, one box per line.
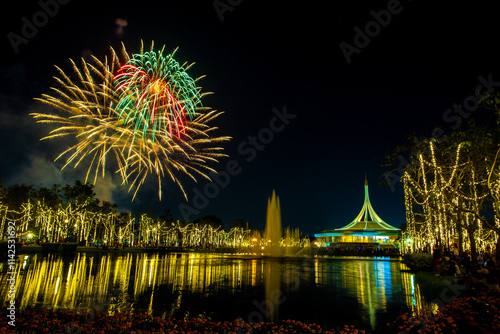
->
[1, 252, 428, 331]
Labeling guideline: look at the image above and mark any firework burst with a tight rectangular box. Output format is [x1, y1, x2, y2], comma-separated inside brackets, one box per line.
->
[31, 41, 230, 200]
[114, 44, 202, 140]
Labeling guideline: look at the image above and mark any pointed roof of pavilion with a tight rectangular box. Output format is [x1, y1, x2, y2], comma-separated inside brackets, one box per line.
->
[315, 176, 400, 238]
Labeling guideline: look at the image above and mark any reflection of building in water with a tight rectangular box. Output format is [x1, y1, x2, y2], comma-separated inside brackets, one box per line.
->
[347, 261, 394, 328]
[313, 259, 402, 329]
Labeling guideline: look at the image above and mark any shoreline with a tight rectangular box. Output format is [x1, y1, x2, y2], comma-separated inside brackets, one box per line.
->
[14, 244, 241, 255]
[3, 288, 499, 333]
[13, 245, 402, 260]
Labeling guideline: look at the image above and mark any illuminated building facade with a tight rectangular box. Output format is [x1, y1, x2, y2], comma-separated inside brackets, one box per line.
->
[315, 177, 400, 247]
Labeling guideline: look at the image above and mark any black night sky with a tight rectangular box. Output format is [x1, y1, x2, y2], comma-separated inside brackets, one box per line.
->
[1, 0, 498, 235]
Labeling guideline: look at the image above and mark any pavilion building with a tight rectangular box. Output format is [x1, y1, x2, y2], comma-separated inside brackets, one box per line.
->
[315, 177, 400, 247]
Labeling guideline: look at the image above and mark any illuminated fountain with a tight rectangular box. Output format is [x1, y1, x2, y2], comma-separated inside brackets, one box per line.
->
[263, 191, 311, 257]
[262, 191, 311, 321]
[264, 190, 282, 257]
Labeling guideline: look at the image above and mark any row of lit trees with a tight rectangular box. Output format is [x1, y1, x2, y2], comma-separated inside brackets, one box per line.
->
[386, 123, 500, 260]
[137, 214, 251, 247]
[0, 181, 134, 244]
[0, 181, 310, 248]
[136, 217, 310, 249]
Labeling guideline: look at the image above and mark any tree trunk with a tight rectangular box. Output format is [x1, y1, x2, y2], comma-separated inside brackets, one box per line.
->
[468, 225, 478, 265]
[456, 212, 464, 256]
[496, 236, 500, 261]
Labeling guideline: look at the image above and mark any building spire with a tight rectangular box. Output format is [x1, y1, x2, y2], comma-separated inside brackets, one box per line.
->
[336, 175, 399, 230]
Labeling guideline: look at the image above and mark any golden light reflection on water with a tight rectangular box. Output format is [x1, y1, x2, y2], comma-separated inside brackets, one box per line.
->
[312, 257, 430, 328]
[2, 253, 429, 327]
[251, 259, 257, 286]
[399, 262, 429, 313]
[2, 253, 268, 314]
[320, 259, 395, 328]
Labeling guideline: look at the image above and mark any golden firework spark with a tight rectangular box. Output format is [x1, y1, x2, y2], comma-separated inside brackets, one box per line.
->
[31, 42, 231, 200]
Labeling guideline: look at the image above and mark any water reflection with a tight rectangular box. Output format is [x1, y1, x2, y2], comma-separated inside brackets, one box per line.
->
[399, 263, 428, 313]
[2, 253, 428, 329]
[312, 258, 404, 328]
[264, 260, 282, 322]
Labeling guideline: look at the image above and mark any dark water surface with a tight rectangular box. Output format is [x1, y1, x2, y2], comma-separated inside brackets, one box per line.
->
[1, 253, 428, 330]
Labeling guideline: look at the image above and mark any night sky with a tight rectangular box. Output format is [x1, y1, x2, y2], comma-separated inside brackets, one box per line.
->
[1, 0, 498, 235]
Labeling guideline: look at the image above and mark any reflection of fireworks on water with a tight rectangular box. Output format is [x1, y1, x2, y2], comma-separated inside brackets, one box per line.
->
[32, 41, 230, 200]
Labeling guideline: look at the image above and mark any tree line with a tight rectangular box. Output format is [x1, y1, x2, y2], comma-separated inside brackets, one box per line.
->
[0, 180, 253, 247]
[383, 102, 500, 261]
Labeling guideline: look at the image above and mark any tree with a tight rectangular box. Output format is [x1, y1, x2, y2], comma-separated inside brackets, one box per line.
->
[229, 219, 251, 230]
[194, 215, 224, 230]
[387, 123, 499, 261]
[35, 184, 62, 209]
[4, 184, 35, 214]
[0, 179, 6, 203]
[159, 209, 175, 224]
[62, 181, 98, 209]
[3, 184, 36, 232]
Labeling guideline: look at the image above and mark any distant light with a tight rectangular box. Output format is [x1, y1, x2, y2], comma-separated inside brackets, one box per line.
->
[406, 238, 412, 244]
[28, 233, 33, 238]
